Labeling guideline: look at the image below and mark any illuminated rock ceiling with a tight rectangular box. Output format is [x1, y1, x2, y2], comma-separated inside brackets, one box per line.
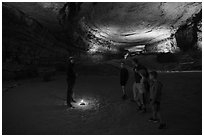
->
[81, 3, 201, 43]
[6, 2, 202, 54]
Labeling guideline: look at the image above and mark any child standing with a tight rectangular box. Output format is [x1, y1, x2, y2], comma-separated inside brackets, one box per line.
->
[149, 71, 166, 129]
[120, 62, 129, 100]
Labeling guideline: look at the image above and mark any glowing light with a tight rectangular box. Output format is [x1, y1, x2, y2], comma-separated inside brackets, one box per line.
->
[69, 97, 100, 110]
[79, 99, 86, 106]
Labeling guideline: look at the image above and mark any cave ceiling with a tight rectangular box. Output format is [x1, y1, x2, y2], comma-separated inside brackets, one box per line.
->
[6, 2, 202, 54]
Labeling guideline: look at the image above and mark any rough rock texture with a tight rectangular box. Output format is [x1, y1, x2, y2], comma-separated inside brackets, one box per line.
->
[5, 2, 202, 55]
[2, 2, 202, 80]
[146, 36, 179, 53]
[175, 10, 202, 51]
[2, 3, 69, 80]
[6, 2, 66, 31]
[77, 2, 202, 54]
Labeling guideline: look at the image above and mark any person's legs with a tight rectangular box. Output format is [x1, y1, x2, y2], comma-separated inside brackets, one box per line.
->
[152, 107, 157, 120]
[137, 83, 145, 111]
[145, 91, 150, 105]
[136, 92, 143, 110]
[157, 112, 162, 123]
[136, 83, 144, 110]
[132, 82, 137, 101]
[67, 87, 72, 106]
[156, 102, 166, 129]
[157, 111, 166, 129]
[72, 92, 75, 100]
[121, 85, 128, 100]
[141, 93, 146, 112]
[71, 80, 76, 102]
[148, 102, 159, 122]
[122, 85, 125, 95]
[67, 81, 74, 107]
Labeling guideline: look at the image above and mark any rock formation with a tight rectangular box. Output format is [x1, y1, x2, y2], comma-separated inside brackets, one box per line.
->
[2, 2, 202, 80]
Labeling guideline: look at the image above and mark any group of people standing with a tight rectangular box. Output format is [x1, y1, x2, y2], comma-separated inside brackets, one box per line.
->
[66, 57, 166, 129]
[120, 58, 166, 129]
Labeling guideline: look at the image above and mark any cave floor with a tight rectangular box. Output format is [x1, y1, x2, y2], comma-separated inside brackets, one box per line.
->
[2, 72, 202, 135]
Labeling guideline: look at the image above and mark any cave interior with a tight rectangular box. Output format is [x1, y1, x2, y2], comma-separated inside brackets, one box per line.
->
[2, 2, 202, 80]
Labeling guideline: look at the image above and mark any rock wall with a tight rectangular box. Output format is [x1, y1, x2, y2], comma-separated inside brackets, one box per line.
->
[175, 10, 202, 51]
[2, 3, 69, 80]
[145, 36, 179, 53]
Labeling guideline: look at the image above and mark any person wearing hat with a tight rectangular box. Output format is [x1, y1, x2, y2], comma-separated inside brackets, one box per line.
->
[66, 57, 77, 108]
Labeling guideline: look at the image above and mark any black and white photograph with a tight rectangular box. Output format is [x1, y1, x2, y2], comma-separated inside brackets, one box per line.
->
[2, 1, 202, 135]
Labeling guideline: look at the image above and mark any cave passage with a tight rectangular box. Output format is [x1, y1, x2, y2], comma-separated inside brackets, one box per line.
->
[2, 2, 202, 135]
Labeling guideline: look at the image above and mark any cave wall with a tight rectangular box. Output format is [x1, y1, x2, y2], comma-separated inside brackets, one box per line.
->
[2, 2, 202, 80]
[175, 10, 202, 51]
[2, 3, 70, 80]
[145, 36, 179, 53]
[174, 10, 202, 70]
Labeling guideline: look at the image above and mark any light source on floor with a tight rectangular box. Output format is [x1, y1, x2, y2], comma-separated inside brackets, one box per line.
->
[79, 99, 86, 105]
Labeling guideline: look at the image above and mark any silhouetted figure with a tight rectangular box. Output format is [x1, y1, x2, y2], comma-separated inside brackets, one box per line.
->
[149, 71, 166, 129]
[120, 62, 129, 100]
[66, 57, 76, 108]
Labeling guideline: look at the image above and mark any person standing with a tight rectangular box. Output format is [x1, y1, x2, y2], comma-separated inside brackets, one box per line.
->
[120, 62, 129, 100]
[132, 59, 149, 112]
[66, 57, 77, 108]
[149, 71, 166, 129]
[137, 69, 148, 112]
[132, 66, 141, 104]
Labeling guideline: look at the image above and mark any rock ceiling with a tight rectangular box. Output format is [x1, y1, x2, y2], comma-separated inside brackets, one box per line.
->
[6, 2, 202, 54]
